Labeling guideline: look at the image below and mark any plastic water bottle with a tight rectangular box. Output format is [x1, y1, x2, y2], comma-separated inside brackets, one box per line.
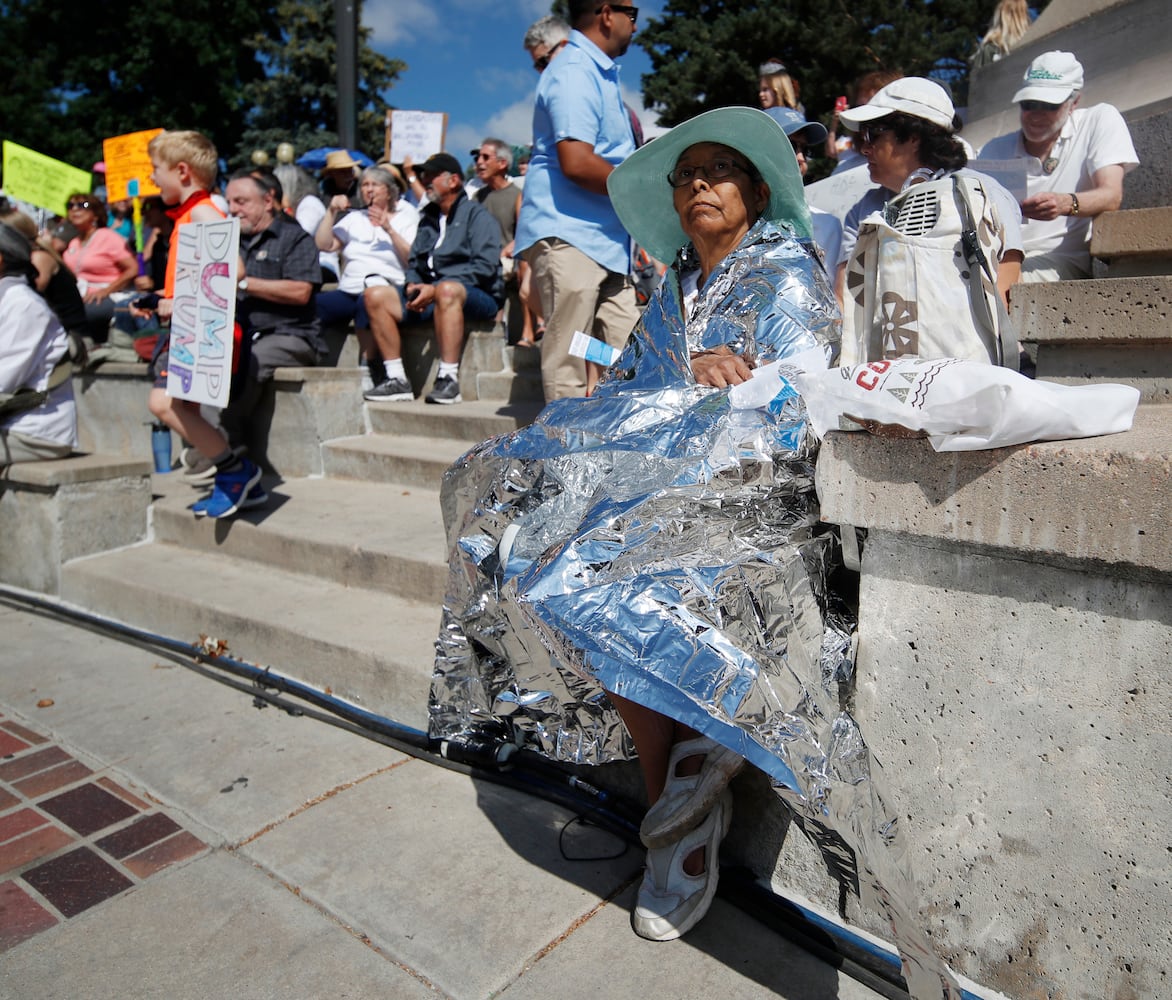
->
[151, 422, 172, 473]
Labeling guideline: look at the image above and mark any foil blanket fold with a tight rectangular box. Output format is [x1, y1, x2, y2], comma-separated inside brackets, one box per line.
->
[429, 224, 961, 999]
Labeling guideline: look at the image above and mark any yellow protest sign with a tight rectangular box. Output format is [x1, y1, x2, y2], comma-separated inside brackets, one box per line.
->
[1, 141, 92, 214]
[103, 128, 163, 202]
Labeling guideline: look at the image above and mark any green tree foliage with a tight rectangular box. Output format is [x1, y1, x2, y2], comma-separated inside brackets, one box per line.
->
[236, 0, 406, 165]
[0, 0, 276, 173]
[636, 0, 1001, 129]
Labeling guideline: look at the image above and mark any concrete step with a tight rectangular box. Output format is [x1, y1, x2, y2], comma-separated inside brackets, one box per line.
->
[59, 541, 439, 731]
[365, 396, 543, 440]
[1091, 207, 1172, 277]
[1012, 274, 1172, 402]
[151, 475, 447, 603]
[322, 433, 472, 490]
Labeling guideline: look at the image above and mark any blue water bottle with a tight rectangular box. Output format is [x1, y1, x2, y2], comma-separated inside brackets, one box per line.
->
[151, 421, 172, 473]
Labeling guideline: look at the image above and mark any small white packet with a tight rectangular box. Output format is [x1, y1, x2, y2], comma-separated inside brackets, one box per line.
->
[569, 330, 622, 367]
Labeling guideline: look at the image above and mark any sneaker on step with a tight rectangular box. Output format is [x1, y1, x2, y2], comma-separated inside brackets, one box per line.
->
[240, 482, 268, 510]
[363, 376, 413, 402]
[192, 480, 266, 517]
[425, 374, 462, 405]
[199, 459, 262, 520]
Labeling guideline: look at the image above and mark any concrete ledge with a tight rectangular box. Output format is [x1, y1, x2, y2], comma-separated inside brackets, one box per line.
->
[1013, 275, 1172, 344]
[0, 453, 151, 594]
[812, 398, 1171, 996]
[847, 531, 1170, 998]
[816, 404, 1172, 574]
[2, 452, 151, 488]
[1091, 207, 1172, 260]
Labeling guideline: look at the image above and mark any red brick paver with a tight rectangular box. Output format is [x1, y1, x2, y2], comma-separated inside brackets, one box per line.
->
[0, 713, 207, 954]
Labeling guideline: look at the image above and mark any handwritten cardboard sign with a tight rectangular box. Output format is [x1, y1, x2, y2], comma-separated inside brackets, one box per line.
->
[166, 218, 240, 408]
[103, 128, 163, 202]
[385, 109, 447, 163]
[1, 141, 92, 214]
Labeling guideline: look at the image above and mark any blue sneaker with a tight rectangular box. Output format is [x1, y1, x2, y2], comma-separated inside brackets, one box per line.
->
[198, 459, 262, 520]
[192, 480, 266, 517]
[240, 482, 268, 510]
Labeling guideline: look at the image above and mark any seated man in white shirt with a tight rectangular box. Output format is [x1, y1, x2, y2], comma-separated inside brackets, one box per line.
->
[978, 50, 1139, 282]
[763, 107, 843, 270]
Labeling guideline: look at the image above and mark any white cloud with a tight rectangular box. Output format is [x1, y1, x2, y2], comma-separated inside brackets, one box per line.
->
[363, 0, 440, 47]
[482, 99, 538, 147]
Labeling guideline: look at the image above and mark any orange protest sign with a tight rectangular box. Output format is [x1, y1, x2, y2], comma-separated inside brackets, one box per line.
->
[102, 128, 164, 202]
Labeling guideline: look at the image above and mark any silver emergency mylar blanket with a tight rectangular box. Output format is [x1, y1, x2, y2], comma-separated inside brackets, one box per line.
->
[431, 222, 961, 998]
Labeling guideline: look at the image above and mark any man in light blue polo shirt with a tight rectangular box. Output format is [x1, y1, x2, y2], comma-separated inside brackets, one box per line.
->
[515, 0, 642, 400]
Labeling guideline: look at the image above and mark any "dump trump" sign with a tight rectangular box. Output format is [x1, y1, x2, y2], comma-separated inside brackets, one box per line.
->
[166, 217, 239, 408]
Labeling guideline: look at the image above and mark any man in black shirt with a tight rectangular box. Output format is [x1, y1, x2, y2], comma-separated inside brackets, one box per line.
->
[221, 169, 322, 482]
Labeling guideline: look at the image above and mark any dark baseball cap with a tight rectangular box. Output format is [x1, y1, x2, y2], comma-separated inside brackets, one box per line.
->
[418, 153, 464, 179]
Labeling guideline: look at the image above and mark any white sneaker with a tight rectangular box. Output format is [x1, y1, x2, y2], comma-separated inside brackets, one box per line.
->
[631, 788, 732, 942]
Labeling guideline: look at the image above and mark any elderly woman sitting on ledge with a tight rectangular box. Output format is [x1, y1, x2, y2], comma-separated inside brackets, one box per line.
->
[430, 108, 962, 997]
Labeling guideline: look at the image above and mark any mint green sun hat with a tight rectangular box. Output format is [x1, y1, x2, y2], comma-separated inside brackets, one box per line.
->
[607, 106, 812, 264]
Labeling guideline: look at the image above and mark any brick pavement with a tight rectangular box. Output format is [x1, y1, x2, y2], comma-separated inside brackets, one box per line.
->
[0, 713, 206, 953]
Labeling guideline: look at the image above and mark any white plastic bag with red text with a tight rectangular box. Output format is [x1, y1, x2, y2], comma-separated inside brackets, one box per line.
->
[795, 357, 1140, 452]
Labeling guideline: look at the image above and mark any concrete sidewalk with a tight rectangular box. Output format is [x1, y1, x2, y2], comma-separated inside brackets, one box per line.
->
[0, 600, 886, 1000]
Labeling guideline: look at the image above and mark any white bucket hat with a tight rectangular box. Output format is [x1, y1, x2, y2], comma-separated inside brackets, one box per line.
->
[1012, 51, 1084, 104]
[837, 77, 956, 131]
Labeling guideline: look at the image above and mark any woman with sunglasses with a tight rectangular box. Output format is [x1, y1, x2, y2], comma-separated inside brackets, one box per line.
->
[60, 192, 137, 344]
[833, 78, 1024, 316]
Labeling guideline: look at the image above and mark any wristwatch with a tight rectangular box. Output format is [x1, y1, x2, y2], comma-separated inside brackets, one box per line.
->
[1069, 193, 1080, 216]
[238, 278, 249, 292]
[406, 174, 417, 185]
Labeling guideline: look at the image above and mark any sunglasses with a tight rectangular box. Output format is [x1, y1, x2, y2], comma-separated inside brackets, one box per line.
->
[858, 124, 894, 146]
[596, 3, 638, 23]
[67, 199, 93, 210]
[532, 39, 566, 72]
[1019, 99, 1066, 112]
[475, 152, 497, 161]
[667, 157, 753, 189]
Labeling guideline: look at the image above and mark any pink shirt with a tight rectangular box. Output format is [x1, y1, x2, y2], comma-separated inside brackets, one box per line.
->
[63, 228, 132, 287]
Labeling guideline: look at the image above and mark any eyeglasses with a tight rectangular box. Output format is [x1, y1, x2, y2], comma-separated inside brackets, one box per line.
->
[789, 139, 810, 156]
[596, 4, 638, 23]
[667, 157, 753, 189]
[858, 124, 893, 146]
[475, 152, 496, 161]
[532, 40, 566, 72]
[1019, 99, 1065, 112]
[67, 199, 93, 210]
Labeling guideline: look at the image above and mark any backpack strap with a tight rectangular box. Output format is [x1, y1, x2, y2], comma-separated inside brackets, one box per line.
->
[0, 354, 73, 416]
[951, 175, 1019, 370]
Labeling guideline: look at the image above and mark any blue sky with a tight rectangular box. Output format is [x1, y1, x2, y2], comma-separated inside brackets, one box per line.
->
[362, 0, 667, 158]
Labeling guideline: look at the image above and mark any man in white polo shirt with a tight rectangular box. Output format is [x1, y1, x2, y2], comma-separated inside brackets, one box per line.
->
[979, 51, 1138, 282]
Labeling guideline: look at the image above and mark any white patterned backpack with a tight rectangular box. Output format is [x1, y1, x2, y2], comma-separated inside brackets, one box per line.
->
[841, 174, 1018, 370]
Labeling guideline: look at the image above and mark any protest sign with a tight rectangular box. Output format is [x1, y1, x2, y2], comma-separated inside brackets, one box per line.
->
[103, 129, 163, 202]
[1, 141, 92, 214]
[166, 217, 240, 408]
[385, 110, 447, 163]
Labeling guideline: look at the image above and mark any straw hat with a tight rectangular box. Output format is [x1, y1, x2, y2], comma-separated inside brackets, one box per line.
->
[323, 150, 361, 172]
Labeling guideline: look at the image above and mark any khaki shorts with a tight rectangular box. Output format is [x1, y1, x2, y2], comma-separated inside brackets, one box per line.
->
[525, 239, 639, 402]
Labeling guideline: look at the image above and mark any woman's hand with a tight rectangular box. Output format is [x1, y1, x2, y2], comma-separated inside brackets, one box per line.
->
[84, 286, 108, 304]
[328, 194, 350, 214]
[368, 203, 390, 230]
[691, 348, 755, 388]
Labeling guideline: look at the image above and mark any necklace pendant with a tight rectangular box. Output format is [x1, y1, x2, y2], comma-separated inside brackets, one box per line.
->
[1042, 156, 1059, 175]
